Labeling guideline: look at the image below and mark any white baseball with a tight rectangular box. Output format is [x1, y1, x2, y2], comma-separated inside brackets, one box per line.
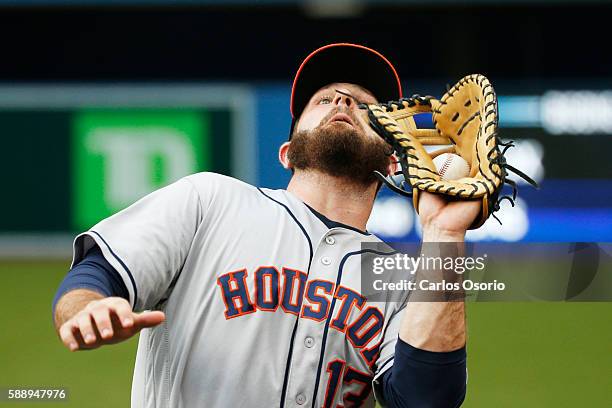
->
[432, 153, 470, 180]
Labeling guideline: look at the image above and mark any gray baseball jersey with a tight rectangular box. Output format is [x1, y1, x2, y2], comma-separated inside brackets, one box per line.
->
[71, 172, 404, 408]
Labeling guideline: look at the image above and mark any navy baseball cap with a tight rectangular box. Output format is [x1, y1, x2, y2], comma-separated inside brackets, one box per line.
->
[289, 43, 402, 137]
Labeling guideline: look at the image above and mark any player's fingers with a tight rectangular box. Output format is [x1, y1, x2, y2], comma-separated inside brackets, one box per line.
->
[134, 311, 165, 329]
[76, 311, 97, 346]
[108, 298, 135, 329]
[102, 297, 134, 330]
[59, 321, 79, 351]
[90, 306, 114, 340]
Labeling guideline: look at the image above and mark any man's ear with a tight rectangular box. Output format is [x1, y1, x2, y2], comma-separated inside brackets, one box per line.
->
[386, 153, 400, 176]
[279, 142, 292, 169]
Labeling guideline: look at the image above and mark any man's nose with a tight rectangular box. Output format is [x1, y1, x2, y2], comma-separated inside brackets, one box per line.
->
[333, 92, 354, 109]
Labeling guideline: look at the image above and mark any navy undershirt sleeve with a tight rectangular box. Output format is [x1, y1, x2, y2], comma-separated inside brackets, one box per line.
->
[52, 245, 129, 316]
[380, 337, 467, 408]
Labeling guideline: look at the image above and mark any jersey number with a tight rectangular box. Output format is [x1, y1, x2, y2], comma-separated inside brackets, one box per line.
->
[323, 359, 372, 408]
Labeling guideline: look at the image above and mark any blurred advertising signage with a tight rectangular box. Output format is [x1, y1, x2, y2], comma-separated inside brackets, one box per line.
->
[73, 110, 208, 229]
[540, 91, 612, 135]
[0, 84, 255, 233]
[500, 91, 612, 135]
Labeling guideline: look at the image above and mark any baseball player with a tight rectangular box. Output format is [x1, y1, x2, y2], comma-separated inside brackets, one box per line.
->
[53, 43, 477, 407]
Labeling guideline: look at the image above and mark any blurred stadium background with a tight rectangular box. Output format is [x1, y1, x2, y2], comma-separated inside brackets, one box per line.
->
[0, 1, 610, 407]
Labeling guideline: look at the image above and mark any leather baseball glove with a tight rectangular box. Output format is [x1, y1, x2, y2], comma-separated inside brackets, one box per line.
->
[363, 74, 538, 229]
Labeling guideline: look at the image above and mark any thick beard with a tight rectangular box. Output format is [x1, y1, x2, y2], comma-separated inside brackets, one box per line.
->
[287, 116, 391, 186]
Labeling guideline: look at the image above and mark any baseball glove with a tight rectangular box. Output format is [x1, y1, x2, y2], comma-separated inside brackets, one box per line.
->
[363, 74, 537, 229]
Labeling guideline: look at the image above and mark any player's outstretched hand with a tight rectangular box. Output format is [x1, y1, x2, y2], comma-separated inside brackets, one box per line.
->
[58, 296, 165, 351]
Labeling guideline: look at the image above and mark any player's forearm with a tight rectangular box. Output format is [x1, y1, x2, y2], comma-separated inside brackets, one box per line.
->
[399, 226, 466, 352]
[54, 289, 105, 331]
[399, 298, 465, 352]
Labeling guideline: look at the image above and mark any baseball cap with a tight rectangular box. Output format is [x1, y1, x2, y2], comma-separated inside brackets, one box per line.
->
[289, 43, 402, 136]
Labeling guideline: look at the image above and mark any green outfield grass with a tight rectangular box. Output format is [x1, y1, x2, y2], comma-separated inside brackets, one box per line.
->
[0, 261, 610, 407]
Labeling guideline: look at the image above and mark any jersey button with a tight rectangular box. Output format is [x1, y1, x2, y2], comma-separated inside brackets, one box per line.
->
[325, 236, 336, 245]
[321, 256, 332, 265]
[304, 337, 315, 348]
[296, 394, 307, 405]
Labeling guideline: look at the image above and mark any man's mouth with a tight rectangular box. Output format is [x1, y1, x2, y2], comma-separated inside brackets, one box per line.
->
[327, 113, 355, 127]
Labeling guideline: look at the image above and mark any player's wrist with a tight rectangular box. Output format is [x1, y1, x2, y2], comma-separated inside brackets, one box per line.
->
[421, 223, 466, 243]
[54, 289, 104, 329]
